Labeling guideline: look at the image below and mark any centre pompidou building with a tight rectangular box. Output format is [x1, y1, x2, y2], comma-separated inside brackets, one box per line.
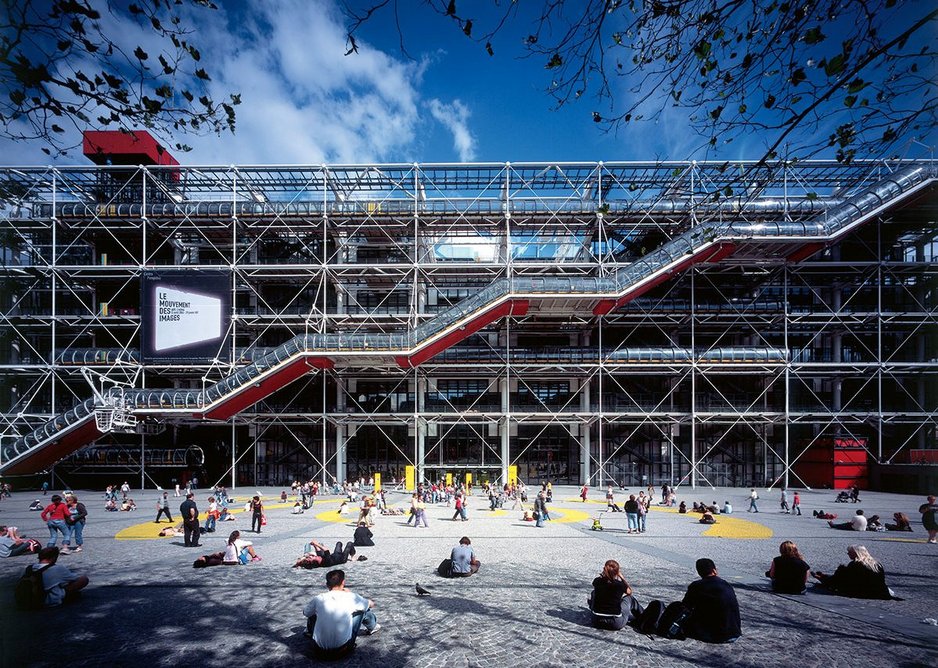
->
[0, 132, 935, 490]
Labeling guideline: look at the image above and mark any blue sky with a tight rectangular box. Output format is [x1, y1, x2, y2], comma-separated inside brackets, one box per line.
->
[1, 0, 933, 166]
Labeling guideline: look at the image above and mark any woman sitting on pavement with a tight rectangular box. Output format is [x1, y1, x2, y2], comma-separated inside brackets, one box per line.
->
[223, 530, 261, 564]
[588, 559, 642, 630]
[766, 540, 810, 594]
[812, 545, 892, 599]
[885, 512, 913, 532]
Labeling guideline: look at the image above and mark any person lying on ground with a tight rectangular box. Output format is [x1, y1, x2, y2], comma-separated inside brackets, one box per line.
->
[294, 540, 366, 568]
[0, 526, 41, 557]
[193, 552, 226, 568]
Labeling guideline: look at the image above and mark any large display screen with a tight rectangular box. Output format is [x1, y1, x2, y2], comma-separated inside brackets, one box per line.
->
[141, 271, 231, 363]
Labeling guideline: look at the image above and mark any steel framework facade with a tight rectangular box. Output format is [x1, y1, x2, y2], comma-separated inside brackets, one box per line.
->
[0, 160, 935, 489]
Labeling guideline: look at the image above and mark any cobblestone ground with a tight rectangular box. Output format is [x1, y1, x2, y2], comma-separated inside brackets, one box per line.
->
[0, 485, 936, 667]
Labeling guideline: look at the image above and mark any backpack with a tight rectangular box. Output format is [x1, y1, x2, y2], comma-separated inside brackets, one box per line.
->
[15, 564, 47, 610]
[657, 601, 692, 639]
[437, 558, 454, 578]
[634, 599, 665, 635]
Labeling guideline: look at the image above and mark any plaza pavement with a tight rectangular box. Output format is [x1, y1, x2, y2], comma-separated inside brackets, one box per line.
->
[0, 484, 936, 667]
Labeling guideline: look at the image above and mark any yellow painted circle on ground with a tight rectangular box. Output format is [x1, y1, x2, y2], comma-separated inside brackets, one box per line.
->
[548, 508, 591, 523]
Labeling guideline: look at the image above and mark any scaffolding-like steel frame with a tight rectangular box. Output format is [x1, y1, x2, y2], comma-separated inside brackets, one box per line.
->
[0, 160, 934, 489]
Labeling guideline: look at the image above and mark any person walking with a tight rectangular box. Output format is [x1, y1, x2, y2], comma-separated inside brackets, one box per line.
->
[792, 491, 802, 516]
[179, 492, 200, 547]
[780, 488, 791, 514]
[155, 492, 173, 523]
[62, 495, 87, 553]
[580, 484, 589, 502]
[534, 491, 548, 528]
[413, 495, 429, 528]
[748, 488, 759, 513]
[250, 495, 264, 533]
[919, 495, 938, 544]
[40, 495, 71, 549]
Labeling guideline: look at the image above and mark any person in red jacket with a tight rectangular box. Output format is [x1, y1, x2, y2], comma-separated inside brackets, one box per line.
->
[580, 485, 589, 502]
[40, 495, 71, 549]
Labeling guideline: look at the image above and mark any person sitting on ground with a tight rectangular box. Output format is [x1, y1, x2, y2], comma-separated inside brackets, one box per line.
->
[866, 515, 884, 531]
[36, 546, 89, 607]
[303, 568, 379, 659]
[885, 512, 913, 532]
[292, 501, 304, 515]
[766, 540, 810, 594]
[0, 526, 40, 557]
[120, 498, 136, 512]
[353, 521, 374, 547]
[708, 502, 721, 514]
[280, 490, 288, 503]
[587, 559, 642, 630]
[812, 545, 892, 599]
[699, 510, 717, 525]
[192, 551, 226, 568]
[105, 498, 118, 512]
[829, 509, 867, 531]
[722, 500, 733, 514]
[294, 540, 365, 569]
[692, 501, 701, 512]
[449, 536, 481, 577]
[28, 499, 42, 511]
[678, 501, 687, 514]
[521, 509, 534, 522]
[681, 558, 742, 643]
[223, 530, 261, 564]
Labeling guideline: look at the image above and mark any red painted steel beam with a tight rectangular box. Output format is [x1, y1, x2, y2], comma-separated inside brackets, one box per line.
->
[787, 242, 825, 263]
[203, 357, 322, 421]
[4, 419, 102, 475]
[398, 300, 529, 369]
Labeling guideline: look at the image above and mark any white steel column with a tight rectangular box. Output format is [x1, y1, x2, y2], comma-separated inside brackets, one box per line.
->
[500, 376, 509, 484]
[580, 379, 591, 484]
[336, 423, 347, 484]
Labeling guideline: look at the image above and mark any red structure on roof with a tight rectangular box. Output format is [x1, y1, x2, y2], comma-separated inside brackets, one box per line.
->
[83, 130, 179, 166]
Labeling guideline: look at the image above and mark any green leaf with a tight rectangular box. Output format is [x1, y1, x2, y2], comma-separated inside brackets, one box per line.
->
[8, 90, 25, 105]
[846, 78, 866, 93]
[803, 27, 825, 45]
[882, 127, 897, 142]
[546, 54, 563, 69]
[694, 40, 711, 60]
[151, 17, 162, 31]
[463, 19, 472, 37]
[446, 0, 456, 16]
[195, 68, 211, 80]
[51, 124, 64, 133]
[592, 111, 602, 123]
[485, 42, 494, 56]
[709, 105, 723, 120]
[806, 192, 818, 200]
[134, 46, 148, 61]
[764, 94, 776, 108]
[155, 85, 172, 98]
[844, 95, 856, 107]
[790, 68, 806, 85]
[824, 54, 845, 77]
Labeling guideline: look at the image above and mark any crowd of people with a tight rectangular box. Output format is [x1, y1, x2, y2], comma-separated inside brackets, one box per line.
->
[6, 478, 936, 664]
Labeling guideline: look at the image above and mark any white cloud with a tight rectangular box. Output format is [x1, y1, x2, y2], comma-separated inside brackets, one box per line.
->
[427, 98, 477, 162]
[0, 0, 428, 165]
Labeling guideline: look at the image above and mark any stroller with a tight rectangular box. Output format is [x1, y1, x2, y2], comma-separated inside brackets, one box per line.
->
[834, 490, 852, 503]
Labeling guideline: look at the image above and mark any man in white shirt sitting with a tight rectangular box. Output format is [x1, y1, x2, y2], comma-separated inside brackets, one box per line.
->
[303, 569, 379, 659]
[829, 509, 868, 531]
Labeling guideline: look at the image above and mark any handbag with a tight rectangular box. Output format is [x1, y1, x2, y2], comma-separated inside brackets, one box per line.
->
[260, 513, 267, 526]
